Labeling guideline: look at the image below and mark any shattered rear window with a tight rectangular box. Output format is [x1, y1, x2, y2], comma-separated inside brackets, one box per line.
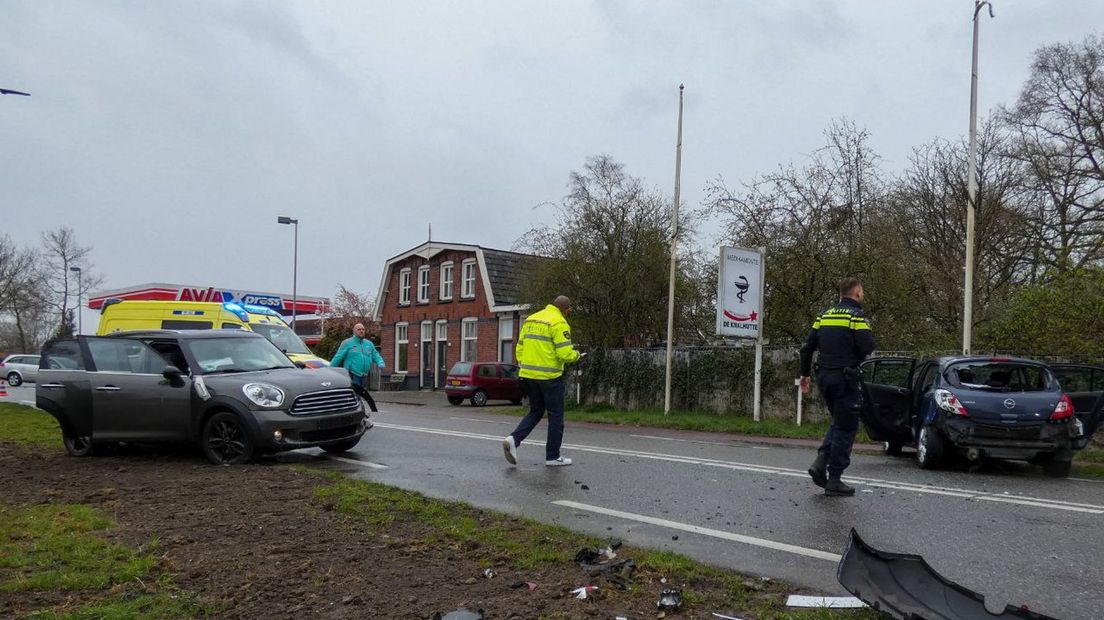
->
[945, 361, 1053, 392]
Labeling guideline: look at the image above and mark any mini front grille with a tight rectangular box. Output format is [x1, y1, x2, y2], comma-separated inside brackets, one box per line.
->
[289, 389, 359, 415]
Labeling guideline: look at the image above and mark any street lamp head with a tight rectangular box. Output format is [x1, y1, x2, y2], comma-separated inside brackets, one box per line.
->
[277, 216, 298, 225]
[69, 266, 82, 272]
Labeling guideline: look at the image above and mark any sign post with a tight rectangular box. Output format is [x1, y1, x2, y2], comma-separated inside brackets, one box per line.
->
[716, 246, 766, 422]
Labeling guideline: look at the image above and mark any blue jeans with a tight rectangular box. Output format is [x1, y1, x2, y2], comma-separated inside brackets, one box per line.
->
[349, 371, 378, 413]
[510, 377, 565, 460]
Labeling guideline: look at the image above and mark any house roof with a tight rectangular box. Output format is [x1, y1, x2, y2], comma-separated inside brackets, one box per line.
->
[372, 241, 545, 320]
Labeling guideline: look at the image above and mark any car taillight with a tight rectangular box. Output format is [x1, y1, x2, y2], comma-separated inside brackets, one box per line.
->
[1050, 394, 1074, 421]
[935, 389, 969, 416]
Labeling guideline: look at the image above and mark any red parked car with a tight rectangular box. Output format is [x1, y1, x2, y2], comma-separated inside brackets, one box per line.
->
[445, 362, 524, 406]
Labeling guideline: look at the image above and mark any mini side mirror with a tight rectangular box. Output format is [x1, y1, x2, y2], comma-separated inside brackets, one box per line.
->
[162, 365, 184, 379]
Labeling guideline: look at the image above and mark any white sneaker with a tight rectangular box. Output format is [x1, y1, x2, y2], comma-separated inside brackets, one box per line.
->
[545, 456, 573, 467]
[502, 436, 517, 465]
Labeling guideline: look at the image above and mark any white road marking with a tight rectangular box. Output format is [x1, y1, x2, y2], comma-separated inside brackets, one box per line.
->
[324, 455, 389, 469]
[630, 434, 770, 449]
[293, 449, 389, 469]
[553, 500, 841, 562]
[450, 416, 513, 425]
[373, 422, 1104, 515]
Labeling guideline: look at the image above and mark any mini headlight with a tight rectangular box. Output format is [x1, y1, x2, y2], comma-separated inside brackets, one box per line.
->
[242, 383, 284, 408]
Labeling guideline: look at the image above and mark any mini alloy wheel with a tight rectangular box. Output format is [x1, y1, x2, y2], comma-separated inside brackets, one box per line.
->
[202, 412, 254, 465]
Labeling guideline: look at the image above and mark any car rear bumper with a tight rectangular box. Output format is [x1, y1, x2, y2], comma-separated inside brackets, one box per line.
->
[941, 417, 1075, 459]
[249, 405, 369, 450]
[444, 385, 476, 396]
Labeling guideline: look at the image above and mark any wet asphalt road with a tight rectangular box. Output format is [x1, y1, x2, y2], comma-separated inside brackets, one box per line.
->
[284, 401, 1104, 620]
[8, 383, 1100, 619]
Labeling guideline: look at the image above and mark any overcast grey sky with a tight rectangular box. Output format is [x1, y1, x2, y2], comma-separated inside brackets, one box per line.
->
[4, 1, 1103, 319]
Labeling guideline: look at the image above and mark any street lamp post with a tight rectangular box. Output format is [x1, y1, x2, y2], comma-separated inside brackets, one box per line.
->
[69, 266, 82, 335]
[963, 0, 994, 355]
[277, 216, 299, 331]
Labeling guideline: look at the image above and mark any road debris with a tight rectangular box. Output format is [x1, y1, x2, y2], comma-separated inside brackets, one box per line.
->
[838, 528, 1060, 620]
[656, 588, 682, 610]
[785, 595, 866, 608]
[572, 584, 599, 599]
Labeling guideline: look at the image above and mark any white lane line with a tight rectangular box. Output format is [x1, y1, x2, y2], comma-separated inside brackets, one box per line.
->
[373, 422, 1104, 515]
[553, 500, 841, 562]
[293, 449, 389, 469]
[630, 434, 770, 449]
[1070, 477, 1104, 484]
[324, 455, 389, 469]
[450, 416, 513, 425]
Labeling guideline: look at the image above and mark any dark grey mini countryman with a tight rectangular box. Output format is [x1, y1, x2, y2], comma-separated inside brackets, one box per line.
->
[36, 330, 370, 464]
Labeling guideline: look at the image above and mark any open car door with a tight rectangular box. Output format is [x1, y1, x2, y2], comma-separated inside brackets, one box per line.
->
[858, 357, 915, 449]
[1049, 363, 1104, 449]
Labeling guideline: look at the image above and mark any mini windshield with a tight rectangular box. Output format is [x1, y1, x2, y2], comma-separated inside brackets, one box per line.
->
[945, 361, 1054, 392]
[186, 337, 297, 374]
[248, 322, 311, 355]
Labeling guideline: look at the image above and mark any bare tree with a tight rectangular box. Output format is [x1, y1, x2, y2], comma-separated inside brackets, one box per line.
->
[37, 227, 103, 333]
[706, 120, 887, 344]
[516, 155, 688, 348]
[1002, 35, 1104, 272]
[0, 235, 51, 351]
[889, 120, 1035, 345]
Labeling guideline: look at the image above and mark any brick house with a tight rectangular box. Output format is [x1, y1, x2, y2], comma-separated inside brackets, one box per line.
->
[372, 241, 539, 390]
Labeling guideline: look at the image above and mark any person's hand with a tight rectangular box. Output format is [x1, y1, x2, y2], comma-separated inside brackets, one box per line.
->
[799, 376, 811, 394]
[578, 352, 588, 359]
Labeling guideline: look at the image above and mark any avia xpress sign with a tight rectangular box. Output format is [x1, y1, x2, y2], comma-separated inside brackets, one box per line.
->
[177, 287, 284, 308]
[716, 246, 764, 339]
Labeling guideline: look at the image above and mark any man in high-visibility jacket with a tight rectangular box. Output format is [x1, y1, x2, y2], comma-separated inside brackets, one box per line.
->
[502, 295, 583, 467]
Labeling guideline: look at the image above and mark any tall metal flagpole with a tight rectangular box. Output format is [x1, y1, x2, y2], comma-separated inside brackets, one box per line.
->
[663, 84, 685, 416]
[963, 0, 993, 355]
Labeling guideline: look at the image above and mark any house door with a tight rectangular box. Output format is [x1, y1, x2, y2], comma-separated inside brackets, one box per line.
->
[435, 320, 448, 389]
[420, 322, 433, 389]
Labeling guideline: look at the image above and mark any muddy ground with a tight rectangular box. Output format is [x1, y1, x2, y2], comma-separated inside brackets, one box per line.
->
[0, 443, 808, 619]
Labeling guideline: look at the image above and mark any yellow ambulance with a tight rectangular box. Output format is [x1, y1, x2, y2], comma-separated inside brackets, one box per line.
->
[96, 300, 329, 368]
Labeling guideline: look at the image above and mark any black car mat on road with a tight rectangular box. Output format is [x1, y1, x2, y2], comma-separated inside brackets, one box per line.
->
[837, 529, 1060, 620]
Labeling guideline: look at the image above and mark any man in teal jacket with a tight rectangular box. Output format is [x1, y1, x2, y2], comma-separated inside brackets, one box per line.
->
[330, 323, 385, 412]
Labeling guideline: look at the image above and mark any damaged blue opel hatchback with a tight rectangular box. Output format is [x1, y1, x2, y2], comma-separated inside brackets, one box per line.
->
[859, 356, 1103, 477]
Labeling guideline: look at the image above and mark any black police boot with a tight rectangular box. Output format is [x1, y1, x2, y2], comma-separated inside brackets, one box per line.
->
[824, 477, 855, 497]
[807, 454, 828, 489]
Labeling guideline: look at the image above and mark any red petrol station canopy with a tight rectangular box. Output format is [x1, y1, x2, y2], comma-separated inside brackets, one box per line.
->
[87, 282, 330, 316]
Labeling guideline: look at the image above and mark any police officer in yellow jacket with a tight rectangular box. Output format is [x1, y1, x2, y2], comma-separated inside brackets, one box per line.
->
[502, 296, 582, 467]
[799, 278, 875, 497]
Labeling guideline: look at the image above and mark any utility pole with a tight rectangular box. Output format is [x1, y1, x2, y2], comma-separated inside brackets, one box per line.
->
[963, 1, 994, 355]
[663, 84, 685, 415]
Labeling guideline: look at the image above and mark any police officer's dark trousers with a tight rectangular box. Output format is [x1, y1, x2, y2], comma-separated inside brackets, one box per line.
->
[509, 377, 565, 460]
[816, 368, 862, 478]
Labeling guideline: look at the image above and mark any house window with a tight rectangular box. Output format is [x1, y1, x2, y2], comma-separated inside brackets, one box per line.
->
[436, 320, 447, 341]
[439, 262, 454, 300]
[399, 269, 412, 305]
[498, 316, 514, 363]
[461, 259, 477, 298]
[395, 323, 409, 371]
[417, 266, 430, 303]
[461, 318, 478, 362]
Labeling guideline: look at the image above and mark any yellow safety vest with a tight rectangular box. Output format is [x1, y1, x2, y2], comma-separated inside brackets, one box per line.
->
[515, 304, 580, 380]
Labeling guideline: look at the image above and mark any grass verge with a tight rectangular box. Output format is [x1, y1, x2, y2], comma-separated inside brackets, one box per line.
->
[0, 503, 205, 619]
[0, 401, 60, 448]
[312, 470, 881, 619]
